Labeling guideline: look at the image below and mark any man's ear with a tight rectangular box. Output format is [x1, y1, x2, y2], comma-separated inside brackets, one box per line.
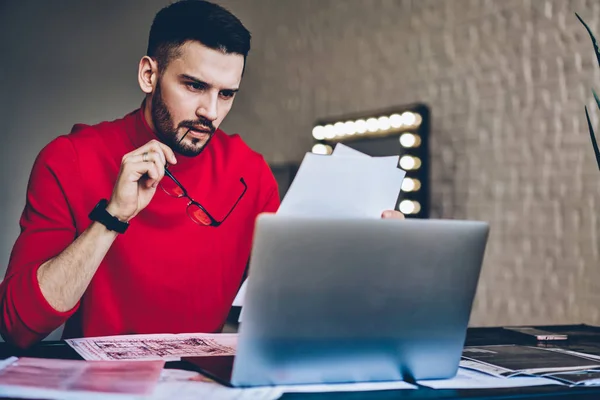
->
[138, 56, 158, 94]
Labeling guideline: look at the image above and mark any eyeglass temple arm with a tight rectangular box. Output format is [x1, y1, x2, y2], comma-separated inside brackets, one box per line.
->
[217, 178, 248, 224]
[163, 165, 189, 195]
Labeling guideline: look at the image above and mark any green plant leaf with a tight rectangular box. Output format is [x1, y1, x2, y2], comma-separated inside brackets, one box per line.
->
[585, 105, 600, 170]
[575, 12, 600, 68]
[593, 88, 600, 110]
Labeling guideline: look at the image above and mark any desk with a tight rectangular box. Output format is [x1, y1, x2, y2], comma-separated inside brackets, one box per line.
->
[3, 325, 600, 399]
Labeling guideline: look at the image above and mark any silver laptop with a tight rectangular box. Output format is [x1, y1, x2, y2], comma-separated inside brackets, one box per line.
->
[188, 215, 489, 387]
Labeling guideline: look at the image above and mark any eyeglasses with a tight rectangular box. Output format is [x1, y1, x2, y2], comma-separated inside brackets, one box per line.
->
[160, 167, 247, 227]
[577, 12, 600, 170]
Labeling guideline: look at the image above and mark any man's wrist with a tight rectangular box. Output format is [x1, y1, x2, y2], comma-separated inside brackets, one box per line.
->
[89, 200, 130, 234]
[105, 202, 132, 223]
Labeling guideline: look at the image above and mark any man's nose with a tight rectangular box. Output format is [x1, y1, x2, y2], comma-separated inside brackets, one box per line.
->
[196, 93, 218, 122]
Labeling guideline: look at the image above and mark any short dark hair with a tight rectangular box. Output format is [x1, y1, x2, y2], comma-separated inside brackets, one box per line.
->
[147, 0, 251, 72]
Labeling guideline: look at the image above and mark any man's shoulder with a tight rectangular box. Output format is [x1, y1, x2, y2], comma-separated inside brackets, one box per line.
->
[65, 110, 136, 147]
[36, 110, 138, 174]
[40, 110, 137, 162]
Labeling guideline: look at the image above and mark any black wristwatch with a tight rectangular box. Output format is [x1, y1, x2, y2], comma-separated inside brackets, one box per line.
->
[88, 199, 129, 234]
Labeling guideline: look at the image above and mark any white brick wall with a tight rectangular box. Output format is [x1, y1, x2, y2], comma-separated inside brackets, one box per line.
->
[218, 0, 600, 326]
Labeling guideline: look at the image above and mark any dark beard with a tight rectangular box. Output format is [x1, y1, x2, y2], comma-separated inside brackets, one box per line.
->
[151, 79, 216, 157]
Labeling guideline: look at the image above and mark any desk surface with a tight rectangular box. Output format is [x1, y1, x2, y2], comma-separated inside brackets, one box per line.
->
[3, 325, 600, 399]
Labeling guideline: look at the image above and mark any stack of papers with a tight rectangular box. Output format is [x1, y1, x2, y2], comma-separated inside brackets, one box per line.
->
[418, 368, 560, 389]
[448, 345, 600, 387]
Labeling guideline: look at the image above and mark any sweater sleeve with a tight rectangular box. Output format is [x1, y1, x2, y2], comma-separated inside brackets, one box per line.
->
[0, 137, 81, 348]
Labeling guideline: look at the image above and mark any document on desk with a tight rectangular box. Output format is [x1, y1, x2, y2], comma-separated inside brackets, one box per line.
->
[461, 345, 600, 375]
[66, 332, 237, 361]
[151, 381, 415, 399]
[148, 369, 281, 400]
[418, 367, 562, 389]
[458, 345, 600, 386]
[276, 380, 416, 392]
[149, 381, 282, 400]
[152, 369, 414, 399]
[0, 356, 164, 399]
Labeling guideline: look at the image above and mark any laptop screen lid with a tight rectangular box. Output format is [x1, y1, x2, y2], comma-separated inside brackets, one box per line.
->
[203, 215, 489, 387]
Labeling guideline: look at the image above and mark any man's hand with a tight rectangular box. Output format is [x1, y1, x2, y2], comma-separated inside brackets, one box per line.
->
[381, 210, 405, 219]
[107, 140, 177, 222]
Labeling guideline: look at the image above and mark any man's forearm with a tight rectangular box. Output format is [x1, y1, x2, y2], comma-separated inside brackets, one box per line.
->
[37, 222, 118, 312]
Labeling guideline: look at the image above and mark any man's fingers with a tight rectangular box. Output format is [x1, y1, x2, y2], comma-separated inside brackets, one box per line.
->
[140, 153, 162, 188]
[110, 140, 173, 222]
[126, 140, 177, 167]
[143, 151, 165, 179]
[381, 210, 405, 219]
[146, 140, 177, 166]
[121, 154, 162, 187]
[158, 142, 177, 165]
[145, 163, 160, 188]
[125, 152, 165, 179]
[145, 141, 167, 166]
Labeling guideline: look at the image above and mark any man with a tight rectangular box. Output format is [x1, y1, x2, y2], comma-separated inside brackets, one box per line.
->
[0, 0, 403, 349]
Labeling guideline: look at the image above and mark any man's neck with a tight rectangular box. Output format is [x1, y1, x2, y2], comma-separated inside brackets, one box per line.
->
[142, 99, 157, 134]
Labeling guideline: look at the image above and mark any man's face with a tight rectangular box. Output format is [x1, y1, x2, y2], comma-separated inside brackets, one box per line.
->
[150, 41, 244, 157]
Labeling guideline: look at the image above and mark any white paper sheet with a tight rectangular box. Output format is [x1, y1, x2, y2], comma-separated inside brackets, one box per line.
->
[157, 369, 414, 396]
[149, 381, 282, 400]
[232, 280, 247, 307]
[66, 333, 237, 361]
[0, 367, 280, 400]
[276, 380, 416, 392]
[0, 385, 142, 400]
[233, 146, 373, 312]
[278, 152, 404, 219]
[418, 368, 563, 389]
[331, 143, 370, 157]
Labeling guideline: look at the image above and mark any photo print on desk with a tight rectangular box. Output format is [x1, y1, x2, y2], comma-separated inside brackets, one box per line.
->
[66, 332, 237, 361]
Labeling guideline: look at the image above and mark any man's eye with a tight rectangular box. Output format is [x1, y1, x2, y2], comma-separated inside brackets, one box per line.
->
[187, 82, 205, 91]
[220, 91, 235, 99]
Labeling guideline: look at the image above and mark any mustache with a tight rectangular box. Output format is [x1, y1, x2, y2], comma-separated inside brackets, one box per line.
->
[179, 118, 215, 134]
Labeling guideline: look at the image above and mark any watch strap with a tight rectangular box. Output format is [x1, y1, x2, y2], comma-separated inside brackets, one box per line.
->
[88, 199, 129, 234]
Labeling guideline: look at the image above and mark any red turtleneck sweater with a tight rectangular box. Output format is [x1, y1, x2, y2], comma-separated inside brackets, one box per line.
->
[0, 108, 280, 348]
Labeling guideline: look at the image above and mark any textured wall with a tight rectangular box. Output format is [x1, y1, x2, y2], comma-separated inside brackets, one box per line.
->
[216, 0, 600, 327]
[1, 0, 599, 329]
